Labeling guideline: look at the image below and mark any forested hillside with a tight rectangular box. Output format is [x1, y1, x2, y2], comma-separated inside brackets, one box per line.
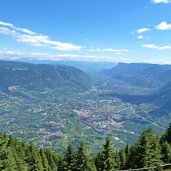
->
[102, 62, 171, 128]
[1, 123, 171, 171]
[1, 0, 171, 170]
[103, 62, 171, 88]
[0, 60, 91, 93]
[1, 61, 171, 152]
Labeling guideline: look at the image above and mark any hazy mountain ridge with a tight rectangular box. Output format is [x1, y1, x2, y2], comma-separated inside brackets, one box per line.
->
[103, 63, 171, 88]
[1, 60, 171, 152]
[10, 59, 117, 73]
[0, 60, 91, 93]
[103, 62, 171, 120]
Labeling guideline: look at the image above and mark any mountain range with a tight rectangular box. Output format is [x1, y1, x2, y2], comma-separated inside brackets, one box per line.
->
[103, 62, 171, 88]
[1, 60, 171, 152]
[0, 60, 91, 93]
[102, 62, 171, 119]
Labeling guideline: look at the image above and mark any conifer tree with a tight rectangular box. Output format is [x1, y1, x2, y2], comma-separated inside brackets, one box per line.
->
[40, 149, 49, 171]
[63, 144, 76, 171]
[125, 144, 137, 169]
[161, 122, 171, 144]
[134, 127, 162, 168]
[26, 142, 43, 171]
[0, 133, 18, 170]
[0, 133, 27, 170]
[75, 141, 96, 171]
[58, 157, 64, 171]
[118, 148, 126, 169]
[96, 136, 116, 171]
[13, 147, 27, 171]
[0, 134, 8, 170]
[5, 147, 18, 171]
[44, 148, 58, 171]
[161, 141, 171, 163]
[94, 152, 103, 171]
[124, 144, 130, 169]
[16, 141, 25, 159]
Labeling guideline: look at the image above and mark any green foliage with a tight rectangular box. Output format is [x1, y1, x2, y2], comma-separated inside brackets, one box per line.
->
[0, 133, 25, 171]
[95, 136, 116, 171]
[125, 144, 137, 169]
[2, 122, 171, 170]
[0, 60, 91, 92]
[40, 149, 49, 171]
[162, 122, 171, 144]
[44, 148, 58, 171]
[63, 144, 76, 171]
[131, 127, 162, 169]
[161, 142, 171, 163]
[117, 148, 127, 169]
[25, 142, 44, 171]
[0, 132, 58, 171]
[161, 122, 171, 163]
[75, 141, 96, 171]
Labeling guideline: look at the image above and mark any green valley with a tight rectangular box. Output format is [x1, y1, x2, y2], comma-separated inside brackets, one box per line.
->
[0, 60, 171, 153]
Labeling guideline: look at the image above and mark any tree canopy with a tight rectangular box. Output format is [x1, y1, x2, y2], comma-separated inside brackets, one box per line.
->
[1, 122, 171, 170]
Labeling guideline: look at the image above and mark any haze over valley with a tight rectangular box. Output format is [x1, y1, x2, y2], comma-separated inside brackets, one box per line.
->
[1, 0, 171, 157]
[2, 0, 171, 170]
[1, 60, 171, 152]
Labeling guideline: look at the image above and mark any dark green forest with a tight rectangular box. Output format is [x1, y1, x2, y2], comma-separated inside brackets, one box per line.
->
[1, 123, 171, 171]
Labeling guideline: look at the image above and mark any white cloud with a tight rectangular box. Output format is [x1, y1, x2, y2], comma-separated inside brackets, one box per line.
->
[142, 44, 171, 50]
[137, 35, 143, 39]
[15, 34, 49, 47]
[137, 28, 150, 34]
[156, 21, 171, 30]
[14, 34, 80, 50]
[0, 49, 131, 62]
[0, 21, 36, 35]
[0, 21, 14, 28]
[17, 28, 36, 35]
[89, 48, 130, 55]
[0, 27, 16, 35]
[0, 21, 81, 51]
[151, 0, 171, 4]
[135, 28, 150, 39]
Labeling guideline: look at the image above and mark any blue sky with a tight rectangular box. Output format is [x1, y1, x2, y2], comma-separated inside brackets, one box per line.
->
[0, 0, 171, 63]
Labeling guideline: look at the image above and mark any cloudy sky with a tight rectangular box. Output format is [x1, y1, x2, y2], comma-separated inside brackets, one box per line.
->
[0, 0, 171, 63]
